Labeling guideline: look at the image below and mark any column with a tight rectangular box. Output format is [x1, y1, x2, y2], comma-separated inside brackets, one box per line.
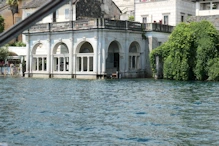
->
[42, 57, 45, 71]
[135, 55, 137, 69]
[58, 57, 60, 72]
[47, 34, 51, 75]
[26, 35, 30, 77]
[87, 56, 90, 72]
[130, 56, 133, 69]
[37, 57, 39, 71]
[64, 57, 66, 72]
[81, 57, 83, 72]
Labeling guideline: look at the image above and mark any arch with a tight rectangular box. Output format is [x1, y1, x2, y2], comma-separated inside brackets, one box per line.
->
[106, 41, 122, 75]
[106, 40, 122, 57]
[129, 41, 140, 53]
[31, 42, 47, 72]
[52, 42, 70, 72]
[129, 41, 141, 70]
[32, 43, 46, 55]
[75, 41, 94, 54]
[52, 42, 69, 54]
[79, 42, 93, 53]
[76, 41, 94, 72]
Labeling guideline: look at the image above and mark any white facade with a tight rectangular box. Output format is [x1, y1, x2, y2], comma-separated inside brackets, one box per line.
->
[135, 0, 195, 26]
[195, 0, 219, 16]
[24, 19, 150, 79]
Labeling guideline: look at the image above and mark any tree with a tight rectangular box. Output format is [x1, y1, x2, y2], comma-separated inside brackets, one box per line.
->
[0, 15, 4, 32]
[0, 47, 9, 61]
[128, 16, 135, 21]
[150, 21, 219, 81]
[6, 0, 19, 25]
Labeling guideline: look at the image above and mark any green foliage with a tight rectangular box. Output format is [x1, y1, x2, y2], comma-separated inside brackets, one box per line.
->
[207, 58, 219, 81]
[0, 15, 4, 33]
[150, 21, 219, 81]
[6, 0, 18, 6]
[128, 16, 135, 21]
[12, 41, 26, 47]
[0, 47, 9, 60]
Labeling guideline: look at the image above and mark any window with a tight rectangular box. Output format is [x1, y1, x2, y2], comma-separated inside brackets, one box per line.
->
[142, 17, 147, 23]
[181, 15, 184, 22]
[163, 15, 168, 25]
[65, 9, 69, 19]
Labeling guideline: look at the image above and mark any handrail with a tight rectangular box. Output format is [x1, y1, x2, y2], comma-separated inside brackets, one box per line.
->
[0, 0, 71, 47]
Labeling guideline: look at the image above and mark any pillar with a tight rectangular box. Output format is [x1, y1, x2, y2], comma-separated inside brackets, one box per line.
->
[42, 57, 45, 71]
[25, 35, 30, 77]
[81, 57, 83, 72]
[64, 57, 66, 71]
[87, 56, 90, 72]
[58, 57, 60, 72]
[37, 57, 39, 71]
[47, 34, 51, 75]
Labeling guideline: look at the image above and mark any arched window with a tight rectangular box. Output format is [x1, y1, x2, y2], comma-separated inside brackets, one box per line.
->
[53, 43, 69, 72]
[129, 42, 140, 70]
[32, 43, 47, 72]
[77, 42, 94, 72]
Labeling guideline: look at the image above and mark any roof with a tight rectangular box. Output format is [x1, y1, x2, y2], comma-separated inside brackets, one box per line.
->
[22, 0, 77, 9]
[22, 0, 50, 9]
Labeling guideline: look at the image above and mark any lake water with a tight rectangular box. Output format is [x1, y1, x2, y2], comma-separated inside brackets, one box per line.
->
[0, 77, 219, 145]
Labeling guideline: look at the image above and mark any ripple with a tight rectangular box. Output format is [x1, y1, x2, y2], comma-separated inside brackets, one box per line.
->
[0, 78, 219, 145]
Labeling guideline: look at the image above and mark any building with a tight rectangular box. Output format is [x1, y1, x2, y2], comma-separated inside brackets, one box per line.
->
[0, 0, 31, 42]
[113, 0, 135, 20]
[187, 0, 219, 30]
[195, 0, 219, 16]
[23, 0, 156, 79]
[22, 0, 122, 43]
[135, 0, 195, 26]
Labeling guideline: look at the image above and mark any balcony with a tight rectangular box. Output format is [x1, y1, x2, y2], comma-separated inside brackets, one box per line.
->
[26, 19, 173, 34]
[143, 23, 174, 33]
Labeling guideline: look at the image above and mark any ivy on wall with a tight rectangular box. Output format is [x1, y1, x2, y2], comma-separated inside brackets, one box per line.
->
[0, 15, 4, 33]
[150, 21, 219, 81]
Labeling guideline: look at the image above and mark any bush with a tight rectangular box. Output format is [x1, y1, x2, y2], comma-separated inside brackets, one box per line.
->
[207, 58, 219, 81]
[150, 21, 219, 81]
[9, 41, 26, 47]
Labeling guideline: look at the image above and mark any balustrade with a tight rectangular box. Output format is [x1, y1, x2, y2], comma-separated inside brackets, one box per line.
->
[27, 19, 173, 33]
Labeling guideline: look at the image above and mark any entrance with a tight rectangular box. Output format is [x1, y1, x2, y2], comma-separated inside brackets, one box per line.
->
[106, 41, 120, 76]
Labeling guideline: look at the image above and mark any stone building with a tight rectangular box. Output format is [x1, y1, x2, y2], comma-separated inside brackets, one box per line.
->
[23, 0, 157, 79]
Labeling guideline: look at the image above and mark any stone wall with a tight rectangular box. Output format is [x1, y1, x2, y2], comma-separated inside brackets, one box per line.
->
[76, 0, 102, 19]
[188, 15, 219, 30]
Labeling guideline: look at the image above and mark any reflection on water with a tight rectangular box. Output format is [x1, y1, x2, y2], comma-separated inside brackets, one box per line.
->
[0, 77, 219, 145]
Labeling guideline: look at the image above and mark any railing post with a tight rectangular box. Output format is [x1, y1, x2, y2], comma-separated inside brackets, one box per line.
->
[126, 21, 128, 30]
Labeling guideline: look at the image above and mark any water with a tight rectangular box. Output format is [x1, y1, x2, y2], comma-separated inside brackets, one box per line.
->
[0, 77, 219, 146]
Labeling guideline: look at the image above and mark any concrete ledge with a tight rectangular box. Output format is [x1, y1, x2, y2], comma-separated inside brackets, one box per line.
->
[52, 74, 73, 79]
[76, 74, 97, 79]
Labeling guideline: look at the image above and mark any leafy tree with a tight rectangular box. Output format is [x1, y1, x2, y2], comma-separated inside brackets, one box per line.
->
[128, 16, 135, 21]
[0, 47, 9, 61]
[0, 15, 4, 32]
[6, 0, 19, 25]
[150, 21, 219, 81]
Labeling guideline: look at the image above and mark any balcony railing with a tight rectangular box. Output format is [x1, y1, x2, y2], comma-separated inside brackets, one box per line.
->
[143, 23, 174, 33]
[27, 19, 173, 33]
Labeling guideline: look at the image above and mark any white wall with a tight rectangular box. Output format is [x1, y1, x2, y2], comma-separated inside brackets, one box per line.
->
[135, 0, 195, 26]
